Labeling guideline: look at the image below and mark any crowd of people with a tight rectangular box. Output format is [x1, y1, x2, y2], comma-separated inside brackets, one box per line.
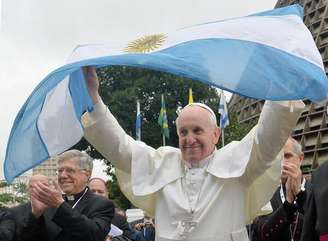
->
[0, 150, 157, 241]
[0, 66, 327, 241]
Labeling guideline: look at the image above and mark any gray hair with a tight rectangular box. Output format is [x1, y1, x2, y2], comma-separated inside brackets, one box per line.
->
[289, 137, 303, 156]
[57, 149, 93, 172]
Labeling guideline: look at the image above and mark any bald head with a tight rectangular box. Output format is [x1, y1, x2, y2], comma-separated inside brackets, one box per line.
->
[88, 178, 108, 198]
[27, 174, 49, 195]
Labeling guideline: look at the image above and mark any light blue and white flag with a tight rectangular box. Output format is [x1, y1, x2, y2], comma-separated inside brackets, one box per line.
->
[219, 92, 229, 129]
[136, 100, 141, 141]
[4, 4, 328, 182]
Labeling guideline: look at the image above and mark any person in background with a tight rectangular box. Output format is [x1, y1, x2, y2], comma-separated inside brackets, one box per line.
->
[250, 137, 309, 241]
[10, 174, 50, 241]
[134, 216, 155, 241]
[0, 207, 15, 241]
[89, 177, 134, 241]
[17, 150, 114, 241]
[301, 161, 328, 241]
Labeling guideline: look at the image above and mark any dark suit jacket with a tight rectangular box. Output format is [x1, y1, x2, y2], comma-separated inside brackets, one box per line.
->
[141, 226, 155, 241]
[251, 182, 309, 241]
[0, 207, 15, 241]
[301, 162, 328, 241]
[12, 188, 114, 241]
[112, 212, 134, 240]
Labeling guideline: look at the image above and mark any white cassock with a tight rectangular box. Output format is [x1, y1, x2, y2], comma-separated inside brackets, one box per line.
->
[82, 100, 304, 241]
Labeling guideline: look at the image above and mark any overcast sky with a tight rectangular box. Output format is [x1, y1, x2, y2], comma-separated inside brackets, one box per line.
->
[0, 0, 277, 180]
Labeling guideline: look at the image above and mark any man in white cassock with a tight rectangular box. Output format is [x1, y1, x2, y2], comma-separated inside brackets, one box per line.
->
[82, 67, 304, 241]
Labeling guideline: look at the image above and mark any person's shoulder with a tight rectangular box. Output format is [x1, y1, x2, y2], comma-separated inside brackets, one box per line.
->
[157, 145, 180, 153]
[314, 162, 328, 177]
[10, 202, 31, 215]
[154, 146, 182, 162]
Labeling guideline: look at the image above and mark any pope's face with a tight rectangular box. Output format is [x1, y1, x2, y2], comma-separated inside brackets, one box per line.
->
[176, 106, 220, 165]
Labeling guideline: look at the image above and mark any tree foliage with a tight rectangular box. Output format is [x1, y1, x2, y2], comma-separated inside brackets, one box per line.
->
[217, 112, 256, 149]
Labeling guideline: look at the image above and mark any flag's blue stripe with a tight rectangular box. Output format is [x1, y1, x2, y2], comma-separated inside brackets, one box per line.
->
[136, 113, 141, 140]
[4, 96, 49, 182]
[136, 114, 141, 129]
[220, 115, 229, 128]
[69, 69, 94, 122]
[4, 68, 82, 182]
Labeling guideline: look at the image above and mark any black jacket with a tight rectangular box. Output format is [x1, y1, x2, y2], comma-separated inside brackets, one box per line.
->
[0, 207, 15, 241]
[112, 212, 134, 240]
[301, 162, 328, 241]
[251, 182, 309, 241]
[12, 188, 114, 241]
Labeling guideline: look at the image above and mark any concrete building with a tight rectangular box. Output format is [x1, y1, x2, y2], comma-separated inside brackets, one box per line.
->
[32, 157, 58, 180]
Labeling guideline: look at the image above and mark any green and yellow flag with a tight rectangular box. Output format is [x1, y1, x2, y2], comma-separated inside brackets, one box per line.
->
[188, 88, 194, 104]
[158, 94, 170, 139]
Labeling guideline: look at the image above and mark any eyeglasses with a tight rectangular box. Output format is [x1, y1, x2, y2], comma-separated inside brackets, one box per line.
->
[56, 167, 80, 175]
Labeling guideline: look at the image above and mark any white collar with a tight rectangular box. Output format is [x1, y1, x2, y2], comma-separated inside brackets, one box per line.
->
[183, 151, 215, 169]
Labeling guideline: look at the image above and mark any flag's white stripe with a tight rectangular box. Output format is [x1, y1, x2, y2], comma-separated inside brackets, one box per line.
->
[68, 15, 321, 69]
[37, 77, 83, 156]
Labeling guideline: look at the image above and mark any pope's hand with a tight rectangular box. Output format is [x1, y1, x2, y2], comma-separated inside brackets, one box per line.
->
[83, 66, 101, 104]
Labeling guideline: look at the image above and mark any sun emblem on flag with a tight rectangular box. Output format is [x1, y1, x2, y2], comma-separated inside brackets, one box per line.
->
[124, 34, 167, 53]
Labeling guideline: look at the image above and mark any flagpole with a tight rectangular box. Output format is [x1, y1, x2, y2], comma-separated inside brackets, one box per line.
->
[162, 93, 165, 146]
[221, 127, 225, 147]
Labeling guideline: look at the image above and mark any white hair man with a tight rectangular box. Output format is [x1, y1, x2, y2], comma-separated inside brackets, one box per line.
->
[18, 150, 114, 241]
[251, 137, 308, 241]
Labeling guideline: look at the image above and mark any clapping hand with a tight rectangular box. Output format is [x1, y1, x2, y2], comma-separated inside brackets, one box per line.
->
[31, 180, 64, 209]
[283, 162, 302, 203]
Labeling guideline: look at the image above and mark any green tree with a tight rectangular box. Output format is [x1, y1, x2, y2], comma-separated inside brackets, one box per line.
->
[0, 193, 15, 203]
[217, 111, 256, 149]
[0, 181, 8, 188]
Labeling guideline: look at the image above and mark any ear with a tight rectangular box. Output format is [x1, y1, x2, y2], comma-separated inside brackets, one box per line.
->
[84, 170, 92, 180]
[212, 127, 221, 145]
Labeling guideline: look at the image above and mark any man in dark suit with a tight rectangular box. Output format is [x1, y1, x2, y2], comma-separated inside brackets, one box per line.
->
[88, 177, 134, 241]
[11, 174, 49, 241]
[251, 137, 308, 241]
[0, 207, 15, 241]
[301, 161, 328, 241]
[16, 150, 114, 241]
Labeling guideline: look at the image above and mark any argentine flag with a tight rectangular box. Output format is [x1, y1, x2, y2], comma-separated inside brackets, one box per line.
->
[4, 4, 328, 182]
